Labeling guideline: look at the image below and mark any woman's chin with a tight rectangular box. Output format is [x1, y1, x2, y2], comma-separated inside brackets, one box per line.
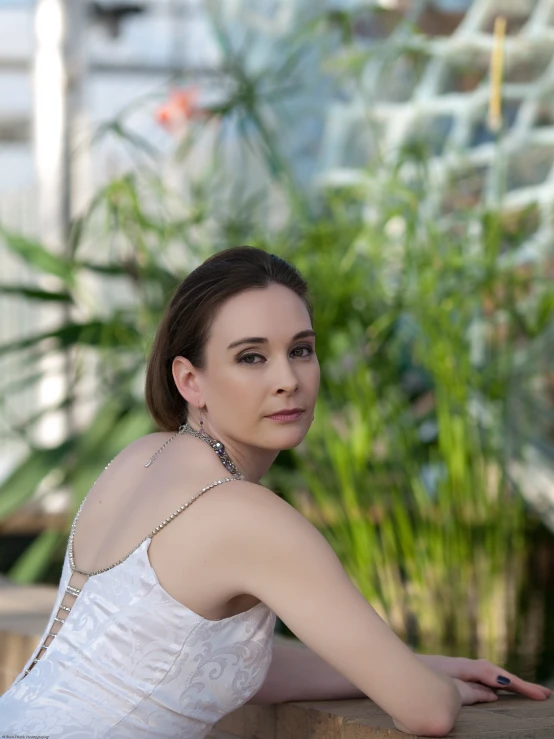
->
[270, 428, 309, 449]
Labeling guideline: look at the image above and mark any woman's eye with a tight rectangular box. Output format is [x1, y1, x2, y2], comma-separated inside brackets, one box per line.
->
[238, 345, 314, 365]
[291, 345, 314, 358]
[239, 353, 263, 365]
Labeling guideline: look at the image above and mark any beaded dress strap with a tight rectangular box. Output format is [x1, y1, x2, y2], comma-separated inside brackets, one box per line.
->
[19, 431, 242, 683]
[68, 474, 240, 577]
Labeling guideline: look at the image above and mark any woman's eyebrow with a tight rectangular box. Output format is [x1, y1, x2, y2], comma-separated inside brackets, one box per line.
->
[227, 329, 316, 350]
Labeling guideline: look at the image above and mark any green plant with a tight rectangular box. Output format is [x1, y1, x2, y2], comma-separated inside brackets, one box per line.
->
[0, 4, 552, 673]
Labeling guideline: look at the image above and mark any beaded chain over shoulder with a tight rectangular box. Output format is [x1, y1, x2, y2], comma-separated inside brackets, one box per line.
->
[68, 473, 239, 577]
[19, 421, 245, 679]
[145, 422, 245, 478]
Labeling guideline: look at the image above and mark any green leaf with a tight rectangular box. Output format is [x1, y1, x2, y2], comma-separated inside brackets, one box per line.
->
[8, 529, 66, 584]
[67, 214, 86, 259]
[73, 397, 135, 457]
[67, 404, 154, 507]
[0, 443, 72, 519]
[534, 292, 554, 335]
[75, 260, 178, 287]
[74, 261, 131, 276]
[0, 284, 73, 303]
[0, 319, 141, 356]
[0, 227, 75, 284]
[106, 408, 153, 451]
[103, 121, 160, 160]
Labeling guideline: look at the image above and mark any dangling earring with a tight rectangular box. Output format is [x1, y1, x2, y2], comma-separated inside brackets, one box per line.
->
[199, 406, 206, 436]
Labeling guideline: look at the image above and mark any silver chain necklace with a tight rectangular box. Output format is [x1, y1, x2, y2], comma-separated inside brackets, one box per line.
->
[144, 422, 245, 480]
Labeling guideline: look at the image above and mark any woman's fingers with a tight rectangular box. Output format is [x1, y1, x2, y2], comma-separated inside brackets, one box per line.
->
[467, 660, 551, 701]
[454, 678, 499, 705]
[501, 677, 551, 700]
[466, 681, 499, 703]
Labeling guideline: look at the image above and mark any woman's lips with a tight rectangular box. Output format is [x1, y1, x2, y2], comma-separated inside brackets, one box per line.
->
[266, 410, 305, 422]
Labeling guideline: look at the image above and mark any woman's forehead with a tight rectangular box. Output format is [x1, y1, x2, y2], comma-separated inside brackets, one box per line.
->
[214, 286, 309, 327]
[208, 288, 312, 345]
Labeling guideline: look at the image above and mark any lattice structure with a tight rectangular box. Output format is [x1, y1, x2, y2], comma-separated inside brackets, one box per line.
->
[318, 0, 554, 266]
[311, 0, 554, 525]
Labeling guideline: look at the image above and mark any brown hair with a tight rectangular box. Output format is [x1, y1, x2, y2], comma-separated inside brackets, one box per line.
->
[145, 245, 314, 431]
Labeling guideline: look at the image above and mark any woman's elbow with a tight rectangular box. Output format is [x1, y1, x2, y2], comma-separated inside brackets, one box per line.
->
[396, 712, 457, 738]
[423, 683, 460, 736]
[420, 712, 458, 737]
[395, 682, 461, 737]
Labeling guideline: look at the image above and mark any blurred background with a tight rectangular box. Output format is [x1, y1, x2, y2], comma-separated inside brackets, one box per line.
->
[2, 0, 554, 692]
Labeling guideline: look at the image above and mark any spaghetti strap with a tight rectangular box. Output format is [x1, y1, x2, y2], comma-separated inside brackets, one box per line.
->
[16, 474, 240, 684]
[68, 475, 240, 577]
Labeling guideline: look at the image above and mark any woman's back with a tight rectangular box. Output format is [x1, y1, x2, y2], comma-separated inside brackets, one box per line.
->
[0, 433, 276, 738]
[63, 433, 264, 619]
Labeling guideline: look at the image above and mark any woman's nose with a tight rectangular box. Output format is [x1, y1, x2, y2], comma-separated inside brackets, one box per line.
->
[274, 359, 300, 393]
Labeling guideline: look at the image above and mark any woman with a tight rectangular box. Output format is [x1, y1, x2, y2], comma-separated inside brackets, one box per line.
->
[0, 246, 549, 737]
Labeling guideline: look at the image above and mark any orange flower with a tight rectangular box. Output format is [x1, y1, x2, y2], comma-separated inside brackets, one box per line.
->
[155, 87, 205, 135]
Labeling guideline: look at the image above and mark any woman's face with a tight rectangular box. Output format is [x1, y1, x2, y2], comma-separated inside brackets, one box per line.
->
[174, 283, 320, 454]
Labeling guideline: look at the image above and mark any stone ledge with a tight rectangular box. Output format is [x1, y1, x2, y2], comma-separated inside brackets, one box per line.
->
[1, 581, 553, 737]
[210, 695, 554, 738]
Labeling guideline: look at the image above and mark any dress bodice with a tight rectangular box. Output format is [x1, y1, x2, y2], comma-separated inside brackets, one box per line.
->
[0, 474, 276, 738]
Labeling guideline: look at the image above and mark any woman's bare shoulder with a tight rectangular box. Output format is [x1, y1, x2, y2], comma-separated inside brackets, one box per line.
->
[214, 478, 312, 529]
[131, 431, 175, 449]
[104, 434, 298, 520]
[113, 431, 180, 462]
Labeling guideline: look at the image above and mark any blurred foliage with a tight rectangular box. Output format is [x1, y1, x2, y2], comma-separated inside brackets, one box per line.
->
[0, 3, 553, 671]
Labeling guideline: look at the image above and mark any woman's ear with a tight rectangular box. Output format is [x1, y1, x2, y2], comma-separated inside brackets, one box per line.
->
[172, 356, 203, 408]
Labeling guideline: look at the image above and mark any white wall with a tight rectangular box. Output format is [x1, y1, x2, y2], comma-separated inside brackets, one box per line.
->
[0, 0, 218, 195]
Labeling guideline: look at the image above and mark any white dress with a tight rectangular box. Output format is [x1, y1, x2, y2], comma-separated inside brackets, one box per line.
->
[0, 476, 276, 738]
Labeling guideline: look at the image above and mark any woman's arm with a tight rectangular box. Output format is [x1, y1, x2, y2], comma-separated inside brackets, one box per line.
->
[249, 642, 552, 705]
[218, 482, 460, 737]
[248, 636, 365, 704]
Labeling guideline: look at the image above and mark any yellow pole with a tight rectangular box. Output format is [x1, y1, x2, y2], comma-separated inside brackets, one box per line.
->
[488, 16, 507, 133]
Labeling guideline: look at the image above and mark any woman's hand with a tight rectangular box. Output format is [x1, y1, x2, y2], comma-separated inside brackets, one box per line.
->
[417, 655, 551, 704]
[451, 677, 499, 705]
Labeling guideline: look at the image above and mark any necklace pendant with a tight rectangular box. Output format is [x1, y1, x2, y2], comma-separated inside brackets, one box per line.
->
[175, 422, 244, 480]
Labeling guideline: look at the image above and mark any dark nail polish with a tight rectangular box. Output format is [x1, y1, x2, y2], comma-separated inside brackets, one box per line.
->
[497, 676, 511, 686]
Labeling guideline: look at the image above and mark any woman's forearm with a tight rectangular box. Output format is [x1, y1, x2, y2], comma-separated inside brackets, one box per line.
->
[250, 640, 454, 705]
[249, 638, 366, 704]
